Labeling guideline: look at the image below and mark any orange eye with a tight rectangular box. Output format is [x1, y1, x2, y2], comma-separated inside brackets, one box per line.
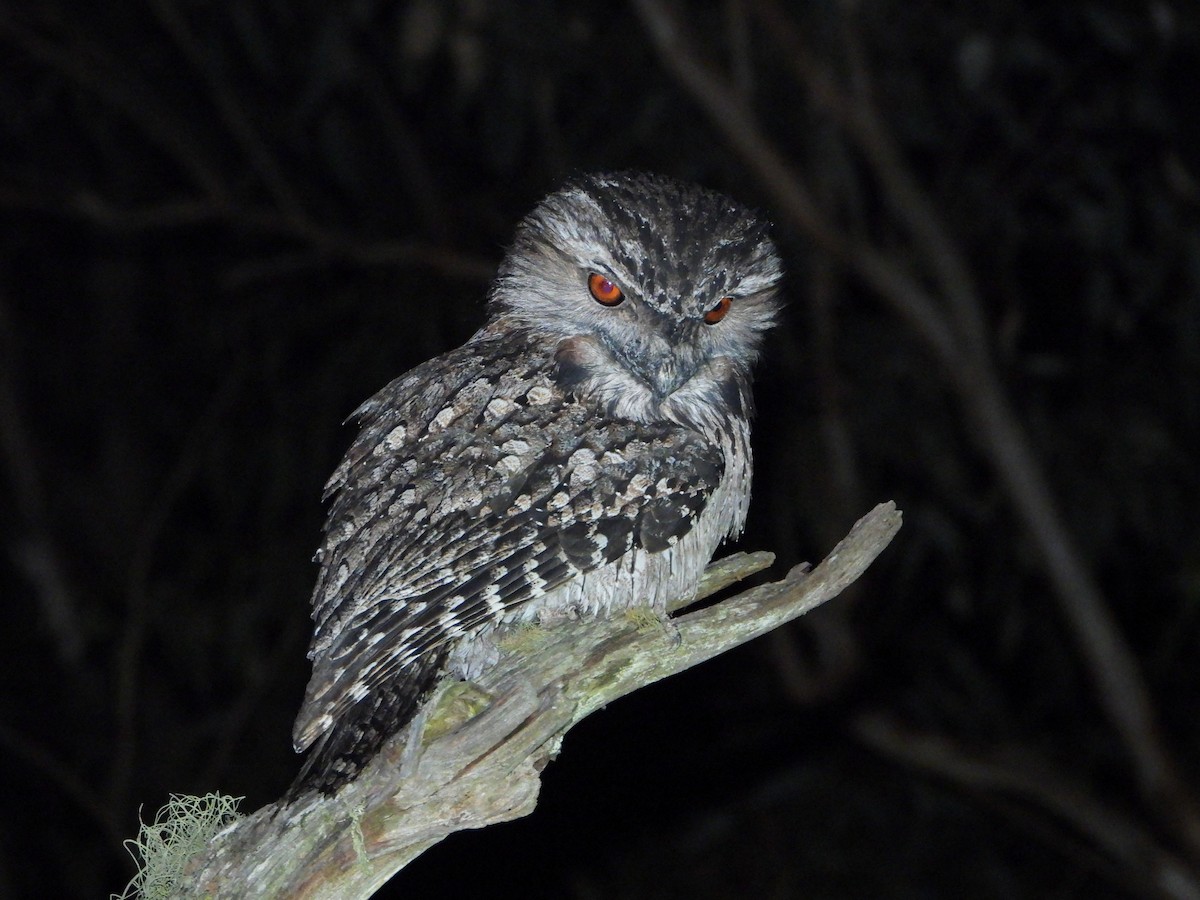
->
[588, 273, 625, 306]
[703, 297, 732, 325]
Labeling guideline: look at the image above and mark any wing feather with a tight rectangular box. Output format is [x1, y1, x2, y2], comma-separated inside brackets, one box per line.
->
[293, 329, 724, 751]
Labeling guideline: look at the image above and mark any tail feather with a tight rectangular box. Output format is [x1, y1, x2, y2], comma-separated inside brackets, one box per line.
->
[285, 649, 448, 802]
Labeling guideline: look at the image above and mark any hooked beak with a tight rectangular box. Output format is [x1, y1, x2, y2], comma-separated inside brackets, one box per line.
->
[645, 359, 690, 398]
[632, 318, 700, 398]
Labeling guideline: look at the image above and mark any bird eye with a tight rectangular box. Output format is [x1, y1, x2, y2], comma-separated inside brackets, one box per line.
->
[588, 273, 625, 307]
[703, 297, 733, 325]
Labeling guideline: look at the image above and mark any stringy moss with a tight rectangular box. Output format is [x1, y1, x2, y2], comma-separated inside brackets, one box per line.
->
[113, 793, 244, 900]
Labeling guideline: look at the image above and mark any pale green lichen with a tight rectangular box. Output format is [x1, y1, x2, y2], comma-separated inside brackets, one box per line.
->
[423, 681, 495, 743]
[622, 606, 666, 633]
[112, 792, 243, 900]
[493, 620, 548, 656]
[350, 801, 369, 868]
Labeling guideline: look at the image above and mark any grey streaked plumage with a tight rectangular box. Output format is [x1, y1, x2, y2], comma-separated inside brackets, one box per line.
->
[290, 172, 782, 796]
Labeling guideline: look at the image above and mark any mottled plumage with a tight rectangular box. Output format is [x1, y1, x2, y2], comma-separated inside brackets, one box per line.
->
[290, 172, 782, 796]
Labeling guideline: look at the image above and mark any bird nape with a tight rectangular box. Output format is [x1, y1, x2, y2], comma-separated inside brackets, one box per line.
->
[288, 171, 782, 799]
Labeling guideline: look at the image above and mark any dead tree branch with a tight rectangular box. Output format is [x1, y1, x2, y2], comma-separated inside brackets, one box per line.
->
[170, 503, 900, 899]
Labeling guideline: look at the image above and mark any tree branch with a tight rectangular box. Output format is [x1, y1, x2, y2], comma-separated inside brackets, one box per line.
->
[855, 714, 1200, 900]
[171, 503, 901, 899]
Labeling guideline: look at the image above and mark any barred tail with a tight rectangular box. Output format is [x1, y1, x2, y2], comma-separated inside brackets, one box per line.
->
[285, 649, 448, 802]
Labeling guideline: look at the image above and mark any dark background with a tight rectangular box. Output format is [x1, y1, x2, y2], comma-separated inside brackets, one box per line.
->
[1, 1, 1198, 897]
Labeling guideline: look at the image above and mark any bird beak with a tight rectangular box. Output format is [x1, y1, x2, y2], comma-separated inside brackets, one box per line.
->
[646, 358, 691, 398]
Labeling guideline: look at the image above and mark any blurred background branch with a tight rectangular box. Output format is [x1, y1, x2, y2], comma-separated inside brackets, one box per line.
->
[634, 0, 1200, 859]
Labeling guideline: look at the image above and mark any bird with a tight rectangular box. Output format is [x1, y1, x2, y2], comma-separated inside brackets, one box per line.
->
[289, 171, 782, 798]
